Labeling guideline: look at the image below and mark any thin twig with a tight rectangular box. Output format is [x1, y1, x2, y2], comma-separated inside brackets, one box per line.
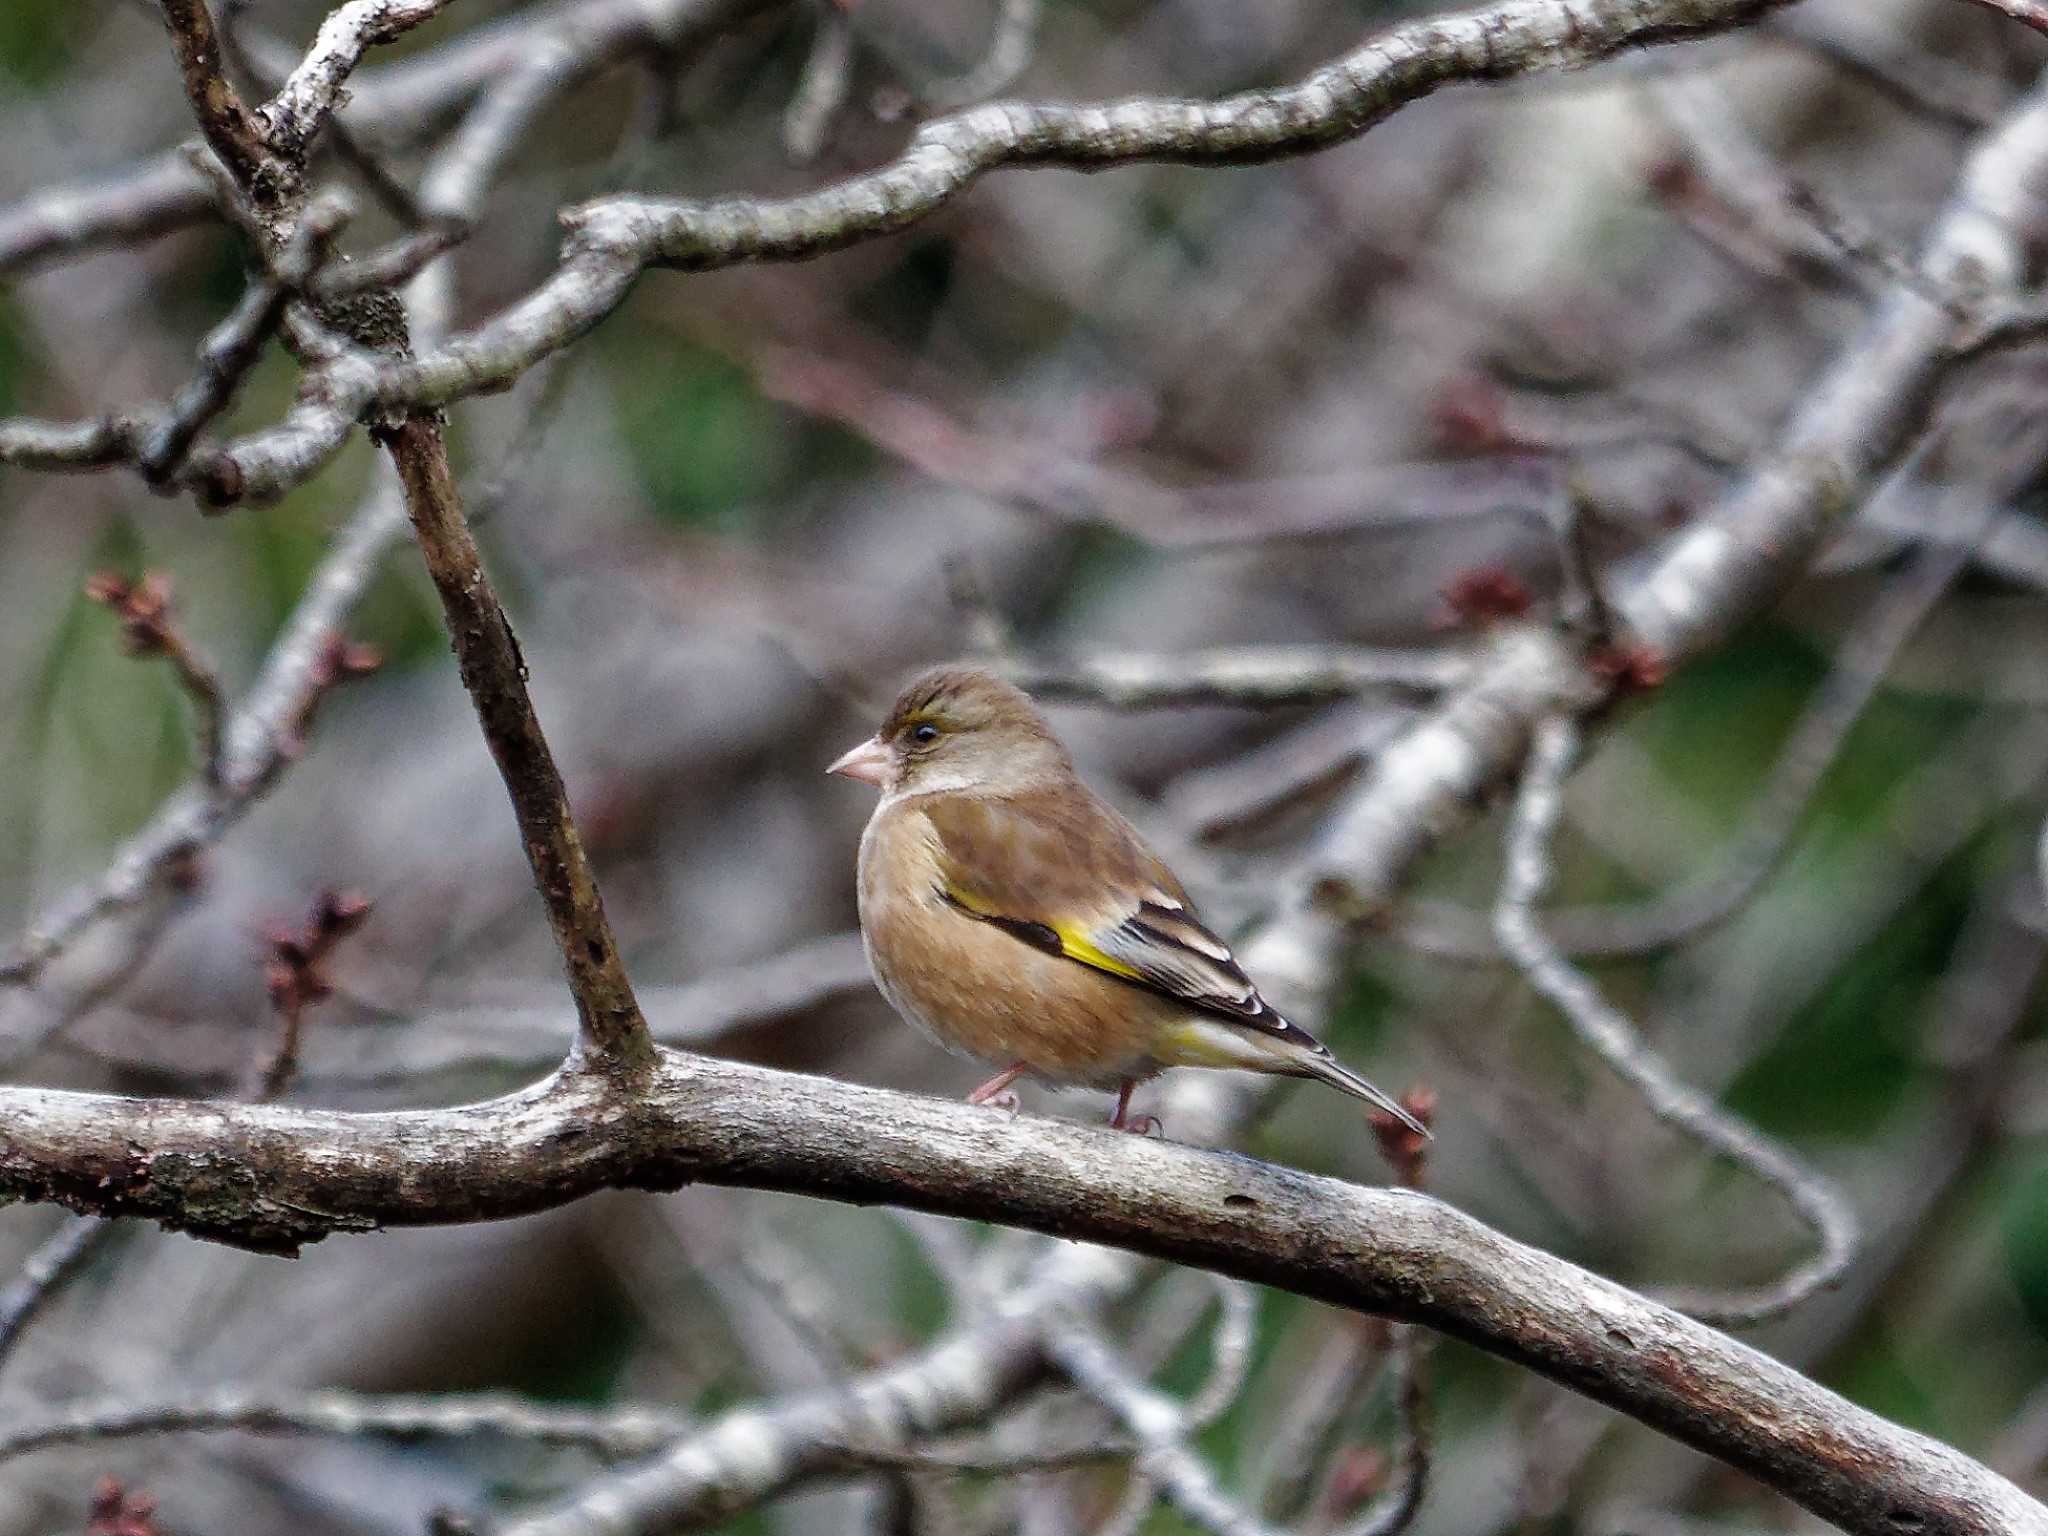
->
[1, 501, 396, 1004]
[258, 0, 463, 162]
[1649, 73, 1930, 303]
[1049, 1316, 1279, 1536]
[1400, 522, 1974, 958]
[82, 573, 231, 785]
[1760, 15, 1999, 133]
[1492, 716, 1858, 1325]
[922, 0, 1042, 109]
[139, 189, 354, 483]
[1256, 1322, 1387, 1522]
[784, 3, 855, 164]
[249, 889, 373, 1099]
[0, 1216, 113, 1379]
[0, 1389, 696, 1465]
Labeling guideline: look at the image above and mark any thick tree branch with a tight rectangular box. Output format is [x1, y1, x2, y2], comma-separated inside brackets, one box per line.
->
[996, 646, 1470, 707]
[0, 1053, 2037, 1536]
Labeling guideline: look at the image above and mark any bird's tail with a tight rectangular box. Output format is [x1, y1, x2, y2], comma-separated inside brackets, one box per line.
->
[1285, 1039, 1430, 1138]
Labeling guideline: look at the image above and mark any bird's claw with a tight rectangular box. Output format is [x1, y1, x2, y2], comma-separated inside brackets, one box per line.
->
[1121, 1114, 1162, 1138]
[977, 1090, 1021, 1116]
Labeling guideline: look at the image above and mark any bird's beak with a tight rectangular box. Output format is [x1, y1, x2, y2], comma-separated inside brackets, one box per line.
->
[826, 734, 892, 788]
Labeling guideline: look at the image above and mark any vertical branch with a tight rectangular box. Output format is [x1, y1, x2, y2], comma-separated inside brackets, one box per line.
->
[156, 0, 270, 193]
[382, 415, 653, 1071]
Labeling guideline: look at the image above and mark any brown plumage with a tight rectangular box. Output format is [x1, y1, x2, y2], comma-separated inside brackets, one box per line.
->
[829, 666, 1424, 1134]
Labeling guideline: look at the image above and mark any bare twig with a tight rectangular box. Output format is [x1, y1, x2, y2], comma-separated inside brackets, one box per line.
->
[1760, 15, 1999, 133]
[1493, 715, 1857, 1325]
[0, 1388, 695, 1464]
[1648, 75, 1928, 302]
[0, 1216, 112, 1379]
[83, 573, 230, 784]
[1258, 1322, 1387, 1521]
[384, 413, 652, 1070]
[1184, 1277, 1259, 1430]
[156, 0, 270, 193]
[139, 189, 354, 483]
[784, 3, 855, 164]
[757, 349, 1561, 547]
[0, 151, 216, 276]
[250, 889, 373, 1099]
[1, 499, 397, 1003]
[1400, 522, 1974, 958]
[1344, 1094, 1438, 1536]
[922, 0, 1042, 110]
[0, 414, 150, 471]
[1048, 1316, 1277, 1536]
[412, 42, 575, 226]
[258, 0, 463, 163]
[0, 186, 350, 483]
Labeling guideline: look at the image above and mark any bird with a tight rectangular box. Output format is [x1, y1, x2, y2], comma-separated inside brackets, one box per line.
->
[828, 664, 1426, 1137]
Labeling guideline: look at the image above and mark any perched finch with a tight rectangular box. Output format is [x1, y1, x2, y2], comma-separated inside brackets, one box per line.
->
[830, 666, 1425, 1135]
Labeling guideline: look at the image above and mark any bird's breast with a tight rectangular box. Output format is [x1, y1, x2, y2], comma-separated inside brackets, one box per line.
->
[853, 799, 1169, 1085]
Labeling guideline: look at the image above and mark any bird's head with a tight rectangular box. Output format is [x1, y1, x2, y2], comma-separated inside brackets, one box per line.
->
[828, 666, 1072, 799]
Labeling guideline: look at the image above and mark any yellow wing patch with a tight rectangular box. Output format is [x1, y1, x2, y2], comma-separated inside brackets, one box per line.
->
[938, 882, 1147, 983]
[1048, 921, 1147, 982]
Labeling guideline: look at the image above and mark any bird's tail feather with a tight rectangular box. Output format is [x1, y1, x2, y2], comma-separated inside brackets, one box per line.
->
[1289, 1043, 1429, 1138]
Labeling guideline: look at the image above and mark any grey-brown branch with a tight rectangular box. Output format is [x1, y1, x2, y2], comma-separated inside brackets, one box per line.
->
[0, 1053, 2038, 1536]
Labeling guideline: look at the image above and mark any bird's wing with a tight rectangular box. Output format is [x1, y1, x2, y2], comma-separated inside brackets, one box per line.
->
[922, 790, 1290, 1035]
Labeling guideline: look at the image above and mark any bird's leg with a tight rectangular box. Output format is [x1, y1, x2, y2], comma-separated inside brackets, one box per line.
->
[968, 1062, 1029, 1112]
[1109, 1082, 1160, 1136]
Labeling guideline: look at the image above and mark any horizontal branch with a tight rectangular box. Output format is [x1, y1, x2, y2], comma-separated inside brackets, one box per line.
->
[99, 0, 1805, 503]
[0, 1387, 692, 1465]
[0, 150, 214, 275]
[997, 646, 1470, 707]
[0, 1051, 2036, 1536]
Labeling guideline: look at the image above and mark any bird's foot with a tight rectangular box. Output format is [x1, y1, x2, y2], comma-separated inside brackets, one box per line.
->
[968, 1062, 1029, 1112]
[976, 1089, 1022, 1116]
[1121, 1114, 1163, 1138]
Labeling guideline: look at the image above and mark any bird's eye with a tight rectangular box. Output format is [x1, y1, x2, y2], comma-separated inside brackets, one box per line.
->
[911, 722, 940, 745]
